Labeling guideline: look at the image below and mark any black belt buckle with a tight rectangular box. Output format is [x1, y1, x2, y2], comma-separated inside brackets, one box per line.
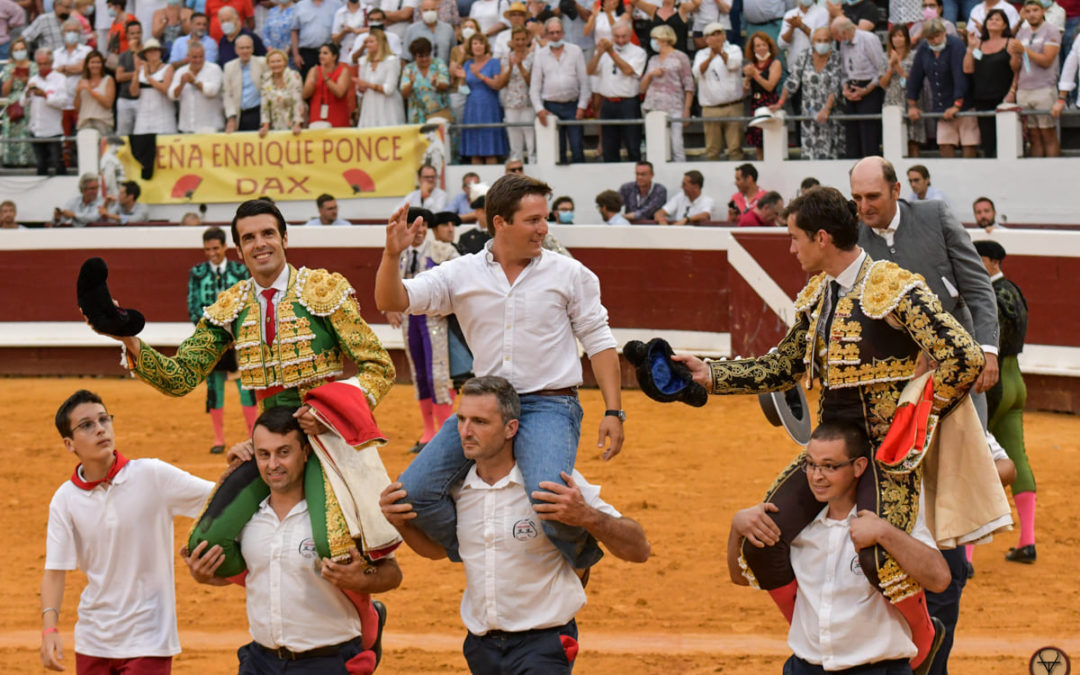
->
[274, 646, 297, 660]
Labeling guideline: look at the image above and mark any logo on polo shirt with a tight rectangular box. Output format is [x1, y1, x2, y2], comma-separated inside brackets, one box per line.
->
[298, 538, 317, 559]
[849, 555, 863, 577]
[512, 519, 539, 541]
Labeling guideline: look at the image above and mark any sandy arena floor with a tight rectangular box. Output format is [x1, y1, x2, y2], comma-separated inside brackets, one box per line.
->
[2, 378, 1078, 674]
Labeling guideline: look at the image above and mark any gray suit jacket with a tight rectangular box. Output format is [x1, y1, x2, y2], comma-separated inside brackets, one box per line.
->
[858, 199, 999, 350]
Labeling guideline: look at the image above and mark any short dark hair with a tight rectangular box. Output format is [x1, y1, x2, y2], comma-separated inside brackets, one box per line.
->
[191, 11, 207, 21]
[809, 421, 870, 460]
[683, 170, 704, 188]
[787, 186, 859, 250]
[973, 196, 996, 211]
[636, 160, 654, 173]
[408, 206, 435, 228]
[409, 36, 432, 57]
[551, 196, 574, 214]
[800, 177, 820, 191]
[320, 41, 340, 60]
[980, 8, 1013, 40]
[462, 171, 479, 186]
[460, 376, 521, 423]
[368, 7, 386, 19]
[417, 163, 437, 178]
[758, 190, 783, 209]
[203, 225, 226, 245]
[316, 193, 335, 208]
[736, 163, 758, 182]
[595, 189, 622, 213]
[120, 180, 140, 201]
[55, 390, 105, 438]
[125, 18, 141, 30]
[231, 198, 287, 246]
[253, 406, 308, 445]
[486, 174, 553, 226]
[907, 164, 930, 180]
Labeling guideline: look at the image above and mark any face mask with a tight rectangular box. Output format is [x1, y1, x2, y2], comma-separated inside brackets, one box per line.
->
[57, 11, 70, 20]
[1040, 0, 1052, 7]
[799, 0, 813, 7]
[755, 51, 769, 61]
[64, 32, 80, 45]
[549, 38, 564, 47]
[12, 49, 27, 61]
[649, 38, 660, 51]
[813, 42, 830, 55]
[557, 210, 574, 224]
[928, 40, 946, 51]
[107, 7, 116, 16]
[461, 26, 476, 39]
[221, 21, 236, 35]
[922, 6, 937, 18]
[422, 9, 437, 22]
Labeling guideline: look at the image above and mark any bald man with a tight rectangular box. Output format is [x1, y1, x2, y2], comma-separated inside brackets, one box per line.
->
[216, 5, 266, 67]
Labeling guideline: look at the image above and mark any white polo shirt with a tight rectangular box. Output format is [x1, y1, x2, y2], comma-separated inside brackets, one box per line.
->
[594, 44, 647, 99]
[239, 497, 365, 651]
[692, 43, 744, 106]
[45, 458, 213, 658]
[661, 190, 715, 221]
[452, 465, 620, 635]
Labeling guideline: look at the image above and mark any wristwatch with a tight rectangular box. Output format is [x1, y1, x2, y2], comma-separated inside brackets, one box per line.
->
[604, 409, 626, 422]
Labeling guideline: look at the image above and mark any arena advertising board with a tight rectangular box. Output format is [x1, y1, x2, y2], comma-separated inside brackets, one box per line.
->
[116, 124, 436, 204]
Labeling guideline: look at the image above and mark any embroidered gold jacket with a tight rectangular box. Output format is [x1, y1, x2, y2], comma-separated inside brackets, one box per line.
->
[131, 265, 395, 410]
[709, 257, 985, 444]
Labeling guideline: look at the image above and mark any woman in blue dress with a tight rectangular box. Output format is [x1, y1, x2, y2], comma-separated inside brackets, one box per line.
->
[452, 33, 508, 164]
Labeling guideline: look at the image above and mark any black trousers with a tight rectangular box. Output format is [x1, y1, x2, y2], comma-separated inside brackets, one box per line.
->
[238, 106, 261, 131]
[599, 97, 642, 162]
[843, 83, 885, 159]
[783, 655, 912, 674]
[33, 137, 64, 176]
[973, 99, 998, 157]
[298, 47, 320, 80]
[924, 546, 968, 675]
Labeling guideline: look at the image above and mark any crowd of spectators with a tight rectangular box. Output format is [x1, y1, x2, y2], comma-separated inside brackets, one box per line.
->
[1, 0, 1078, 177]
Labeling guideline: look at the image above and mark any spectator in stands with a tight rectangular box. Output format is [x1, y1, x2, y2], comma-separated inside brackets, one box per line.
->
[883, 25, 925, 157]
[641, 24, 694, 161]
[1012, 0, 1061, 156]
[1, 37, 37, 169]
[470, 0, 510, 39]
[742, 31, 782, 160]
[532, 18, 590, 164]
[170, 13, 219, 65]
[455, 32, 508, 162]
[694, 22, 744, 161]
[973, 195, 1000, 231]
[382, 0, 419, 44]
[258, 48, 305, 135]
[303, 193, 351, 225]
[596, 189, 630, 224]
[74, 50, 116, 135]
[743, 0, 787, 46]
[24, 48, 71, 176]
[1027, 0, 1066, 30]
[907, 19, 979, 158]
[967, 0, 1021, 36]
[71, 0, 96, 48]
[448, 18, 481, 124]
[550, 195, 575, 223]
[585, 0, 627, 46]
[105, 0, 134, 57]
[629, 0, 694, 57]
[448, 172, 480, 222]
[223, 34, 266, 131]
[99, 180, 150, 223]
[401, 37, 451, 124]
[493, 0, 528, 58]
[906, 164, 950, 202]
[303, 41, 351, 127]
[402, 163, 449, 210]
[779, 0, 829, 79]
[290, 0, 341, 78]
[0, 200, 22, 229]
[171, 41, 225, 131]
[432, 0, 462, 27]
[589, 21, 646, 162]
[151, 0, 189, 58]
[504, 156, 524, 173]
[840, 0, 883, 31]
[772, 27, 843, 160]
[180, 211, 203, 226]
[23, 0, 74, 53]
[207, 0, 256, 42]
[967, 9, 1019, 157]
[131, 39, 179, 134]
[331, 0, 366, 56]
[832, 16, 887, 159]
[1052, 31, 1079, 119]
[910, 0, 957, 43]
[655, 170, 714, 225]
[347, 9, 405, 63]
[357, 30, 405, 128]
[55, 172, 105, 226]
[619, 160, 667, 220]
[261, 0, 296, 56]
[217, 6, 265, 66]
[494, 27, 535, 164]
[114, 21, 143, 136]
[405, 0, 456, 62]
[54, 18, 93, 143]
[736, 189, 783, 226]
[731, 162, 765, 214]
[0, 0, 26, 61]
[798, 176, 820, 195]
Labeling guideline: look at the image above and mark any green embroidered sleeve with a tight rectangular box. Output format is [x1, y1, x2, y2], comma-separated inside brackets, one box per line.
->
[328, 295, 396, 408]
[708, 316, 810, 395]
[133, 320, 234, 397]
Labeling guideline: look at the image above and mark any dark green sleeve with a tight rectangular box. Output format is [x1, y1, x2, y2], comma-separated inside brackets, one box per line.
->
[132, 320, 233, 397]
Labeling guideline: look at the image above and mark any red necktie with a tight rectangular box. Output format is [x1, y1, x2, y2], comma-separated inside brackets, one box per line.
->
[262, 288, 277, 343]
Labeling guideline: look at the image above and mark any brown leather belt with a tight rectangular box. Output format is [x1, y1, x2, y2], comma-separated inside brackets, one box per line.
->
[525, 387, 579, 398]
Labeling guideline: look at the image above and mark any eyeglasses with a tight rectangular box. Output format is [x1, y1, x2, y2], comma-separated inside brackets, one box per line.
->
[507, 165, 524, 173]
[420, 173, 437, 180]
[801, 457, 856, 475]
[73, 414, 114, 435]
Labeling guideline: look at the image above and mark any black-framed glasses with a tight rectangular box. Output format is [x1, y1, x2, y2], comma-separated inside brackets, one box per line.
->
[507, 165, 524, 173]
[801, 457, 856, 475]
[74, 414, 114, 435]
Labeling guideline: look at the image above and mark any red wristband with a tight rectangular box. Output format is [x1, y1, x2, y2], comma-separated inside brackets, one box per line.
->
[43, 627, 58, 636]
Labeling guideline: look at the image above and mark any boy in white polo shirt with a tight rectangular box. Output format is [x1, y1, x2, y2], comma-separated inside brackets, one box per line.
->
[40, 390, 214, 673]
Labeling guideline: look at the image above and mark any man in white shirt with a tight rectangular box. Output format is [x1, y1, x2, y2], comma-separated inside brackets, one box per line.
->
[779, 0, 829, 70]
[400, 163, 449, 211]
[693, 22, 745, 161]
[169, 41, 225, 132]
[375, 173, 626, 571]
[185, 406, 402, 674]
[654, 170, 715, 225]
[727, 422, 950, 675]
[41, 390, 215, 672]
[303, 193, 353, 225]
[380, 376, 649, 674]
[904, 164, 950, 204]
[24, 47, 71, 176]
[51, 18, 92, 124]
[530, 17, 591, 164]
[587, 21, 646, 162]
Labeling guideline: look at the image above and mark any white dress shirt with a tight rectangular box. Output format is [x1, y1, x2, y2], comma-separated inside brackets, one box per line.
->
[452, 464, 619, 635]
[23, 70, 72, 137]
[529, 42, 591, 111]
[788, 501, 935, 671]
[777, 4, 828, 71]
[594, 44, 647, 99]
[661, 191, 715, 221]
[170, 62, 225, 133]
[239, 497, 365, 651]
[402, 241, 617, 393]
[400, 187, 449, 211]
[692, 43, 744, 106]
[52, 44, 93, 110]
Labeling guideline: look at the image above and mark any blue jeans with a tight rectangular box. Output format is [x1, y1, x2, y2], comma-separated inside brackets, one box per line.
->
[398, 394, 603, 567]
[783, 655, 912, 674]
[236, 638, 365, 674]
[543, 100, 585, 164]
[0, 41, 9, 60]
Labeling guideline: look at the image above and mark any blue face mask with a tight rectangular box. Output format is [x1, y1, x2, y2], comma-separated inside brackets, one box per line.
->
[549, 38, 563, 47]
[649, 38, 661, 52]
[1039, 0, 1053, 7]
[557, 210, 574, 224]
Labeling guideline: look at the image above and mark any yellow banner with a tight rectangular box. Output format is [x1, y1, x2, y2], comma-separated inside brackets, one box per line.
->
[118, 125, 432, 205]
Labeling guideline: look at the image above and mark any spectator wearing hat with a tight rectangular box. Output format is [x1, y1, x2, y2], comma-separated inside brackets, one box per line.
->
[595, 189, 630, 224]
[654, 170, 714, 225]
[455, 181, 493, 255]
[1011, 0, 1062, 156]
[588, 20, 647, 162]
[906, 18, 979, 158]
[492, 0, 528, 58]
[405, 0, 456, 63]
[531, 17, 590, 164]
[694, 22, 744, 161]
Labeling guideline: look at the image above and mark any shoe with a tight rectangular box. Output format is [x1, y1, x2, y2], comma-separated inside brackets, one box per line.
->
[209, 445, 225, 454]
[371, 599, 387, 670]
[408, 441, 426, 454]
[964, 561, 975, 579]
[913, 617, 947, 675]
[1005, 545, 1037, 563]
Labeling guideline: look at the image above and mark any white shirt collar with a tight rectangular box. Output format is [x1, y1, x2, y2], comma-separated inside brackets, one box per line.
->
[255, 264, 290, 296]
[812, 503, 857, 526]
[827, 249, 866, 294]
[256, 495, 309, 519]
[460, 462, 525, 491]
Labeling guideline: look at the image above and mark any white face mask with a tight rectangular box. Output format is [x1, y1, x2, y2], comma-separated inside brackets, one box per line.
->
[461, 26, 476, 39]
[422, 9, 438, 22]
[813, 42, 830, 55]
[221, 21, 236, 35]
[754, 50, 769, 61]
[64, 31, 80, 46]
[12, 49, 27, 60]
